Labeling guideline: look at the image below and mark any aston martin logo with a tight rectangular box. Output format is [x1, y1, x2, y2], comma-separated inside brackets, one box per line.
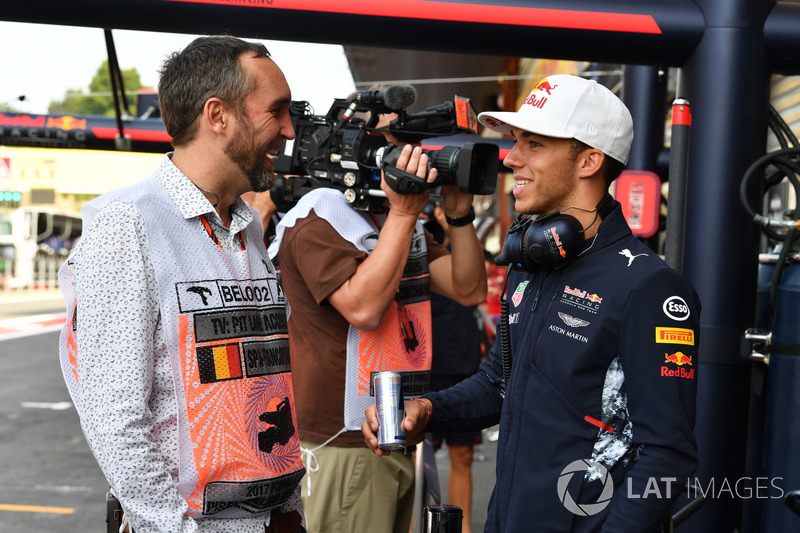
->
[558, 312, 590, 328]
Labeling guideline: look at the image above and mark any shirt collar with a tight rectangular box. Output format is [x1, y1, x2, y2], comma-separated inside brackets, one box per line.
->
[155, 154, 254, 230]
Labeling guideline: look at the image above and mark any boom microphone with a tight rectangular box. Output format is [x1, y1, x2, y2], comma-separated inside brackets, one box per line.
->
[354, 85, 417, 112]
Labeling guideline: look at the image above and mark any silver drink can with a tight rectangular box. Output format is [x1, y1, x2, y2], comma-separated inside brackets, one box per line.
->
[374, 371, 406, 450]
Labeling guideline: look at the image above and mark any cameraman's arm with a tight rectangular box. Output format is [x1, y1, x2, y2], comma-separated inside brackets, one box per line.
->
[429, 186, 487, 306]
[328, 145, 433, 331]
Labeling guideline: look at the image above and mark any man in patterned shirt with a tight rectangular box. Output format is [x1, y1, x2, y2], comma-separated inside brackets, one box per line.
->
[59, 35, 306, 533]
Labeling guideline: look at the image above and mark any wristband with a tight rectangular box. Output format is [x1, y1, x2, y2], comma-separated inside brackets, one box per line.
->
[445, 206, 475, 227]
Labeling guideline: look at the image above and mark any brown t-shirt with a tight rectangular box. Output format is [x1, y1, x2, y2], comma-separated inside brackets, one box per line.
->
[278, 209, 447, 447]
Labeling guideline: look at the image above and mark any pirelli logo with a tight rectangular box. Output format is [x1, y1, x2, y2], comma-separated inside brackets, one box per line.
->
[655, 327, 695, 346]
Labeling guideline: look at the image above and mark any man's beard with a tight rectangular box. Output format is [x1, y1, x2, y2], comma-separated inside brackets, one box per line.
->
[225, 119, 281, 193]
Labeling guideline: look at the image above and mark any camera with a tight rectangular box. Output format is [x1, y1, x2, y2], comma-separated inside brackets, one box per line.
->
[272, 87, 499, 211]
[377, 142, 499, 197]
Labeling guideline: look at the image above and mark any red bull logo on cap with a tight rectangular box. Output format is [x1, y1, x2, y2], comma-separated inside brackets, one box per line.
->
[522, 78, 560, 110]
[533, 79, 559, 95]
[481, 116, 505, 129]
[524, 78, 560, 110]
[523, 92, 548, 110]
[662, 351, 695, 379]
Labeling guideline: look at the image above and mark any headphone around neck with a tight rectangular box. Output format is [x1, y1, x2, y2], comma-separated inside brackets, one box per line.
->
[495, 194, 616, 271]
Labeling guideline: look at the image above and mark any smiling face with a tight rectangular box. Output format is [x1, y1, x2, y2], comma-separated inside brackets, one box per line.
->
[503, 127, 583, 216]
[224, 55, 294, 192]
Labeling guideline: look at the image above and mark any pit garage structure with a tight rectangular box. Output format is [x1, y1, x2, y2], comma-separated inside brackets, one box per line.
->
[5, 0, 800, 530]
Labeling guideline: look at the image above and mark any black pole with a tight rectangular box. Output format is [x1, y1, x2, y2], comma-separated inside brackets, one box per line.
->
[103, 29, 132, 151]
[622, 65, 668, 252]
[679, 0, 774, 531]
[623, 65, 667, 175]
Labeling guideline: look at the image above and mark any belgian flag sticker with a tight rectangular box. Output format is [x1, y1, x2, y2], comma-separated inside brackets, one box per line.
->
[197, 343, 243, 383]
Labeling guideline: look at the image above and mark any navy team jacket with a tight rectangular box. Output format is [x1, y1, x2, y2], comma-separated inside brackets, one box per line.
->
[424, 203, 700, 532]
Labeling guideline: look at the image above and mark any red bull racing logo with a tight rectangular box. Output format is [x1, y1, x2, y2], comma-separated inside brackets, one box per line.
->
[0, 112, 88, 143]
[547, 226, 567, 258]
[563, 285, 602, 303]
[0, 113, 85, 131]
[561, 285, 603, 314]
[662, 351, 695, 379]
[524, 78, 559, 110]
[46, 115, 87, 131]
[0, 113, 46, 128]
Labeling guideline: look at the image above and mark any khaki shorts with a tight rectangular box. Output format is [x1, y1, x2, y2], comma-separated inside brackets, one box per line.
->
[300, 440, 415, 533]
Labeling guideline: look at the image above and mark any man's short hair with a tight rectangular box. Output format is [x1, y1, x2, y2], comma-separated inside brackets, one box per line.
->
[158, 35, 271, 146]
[569, 139, 626, 187]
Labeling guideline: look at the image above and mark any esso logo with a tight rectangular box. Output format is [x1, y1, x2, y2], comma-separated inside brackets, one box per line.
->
[663, 296, 690, 321]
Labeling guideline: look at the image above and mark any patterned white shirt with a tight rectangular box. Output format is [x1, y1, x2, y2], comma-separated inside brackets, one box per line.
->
[59, 155, 302, 533]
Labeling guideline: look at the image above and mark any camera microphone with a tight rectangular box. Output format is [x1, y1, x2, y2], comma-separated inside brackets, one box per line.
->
[355, 85, 417, 112]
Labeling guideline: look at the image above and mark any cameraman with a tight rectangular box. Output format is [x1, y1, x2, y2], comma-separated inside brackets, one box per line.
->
[269, 126, 487, 531]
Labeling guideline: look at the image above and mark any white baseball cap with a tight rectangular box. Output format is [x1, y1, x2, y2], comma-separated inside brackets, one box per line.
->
[478, 74, 633, 165]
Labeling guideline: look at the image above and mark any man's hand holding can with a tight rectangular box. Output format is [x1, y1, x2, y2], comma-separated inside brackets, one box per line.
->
[362, 397, 432, 456]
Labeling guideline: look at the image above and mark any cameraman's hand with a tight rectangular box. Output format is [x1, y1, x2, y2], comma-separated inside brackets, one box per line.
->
[381, 145, 438, 218]
[362, 398, 432, 456]
[439, 183, 475, 220]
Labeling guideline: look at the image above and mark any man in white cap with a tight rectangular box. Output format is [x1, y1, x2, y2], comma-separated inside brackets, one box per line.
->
[363, 74, 701, 532]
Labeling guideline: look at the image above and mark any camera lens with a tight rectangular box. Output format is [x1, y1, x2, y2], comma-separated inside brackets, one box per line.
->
[430, 143, 499, 195]
[377, 142, 498, 195]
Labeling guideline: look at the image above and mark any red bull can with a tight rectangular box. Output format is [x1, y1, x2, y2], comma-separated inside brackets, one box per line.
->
[374, 371, 406, 450]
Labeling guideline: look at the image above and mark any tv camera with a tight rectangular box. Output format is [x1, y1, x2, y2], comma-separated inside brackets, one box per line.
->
[272, 85, 499, 211]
